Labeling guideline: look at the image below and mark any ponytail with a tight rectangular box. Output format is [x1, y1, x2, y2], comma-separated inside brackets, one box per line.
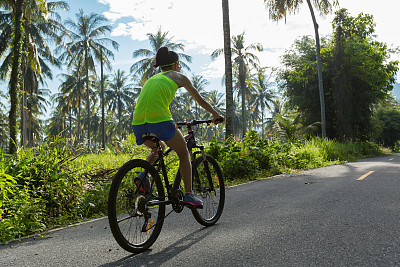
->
[153, 47, 179, 69]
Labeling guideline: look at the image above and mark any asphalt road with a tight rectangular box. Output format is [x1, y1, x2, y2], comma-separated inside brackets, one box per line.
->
[1, 154, 399, 266]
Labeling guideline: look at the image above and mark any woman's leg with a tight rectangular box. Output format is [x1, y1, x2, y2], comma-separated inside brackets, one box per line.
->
[165, 129, 192, 193]
[143, 139, 165, 164]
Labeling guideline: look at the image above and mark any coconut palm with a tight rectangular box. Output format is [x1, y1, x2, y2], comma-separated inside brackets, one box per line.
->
[221, 0, 234, 139]
[0, 0, 69, 151]
[50, 90, 72, 140]
[191, 74, 209, 120]
[204, 89, 226, 140]
[249, 67, 277, 138]
[0, 90, 8, 150]
[130, 27, 191, 85]
[58, 9, 118, 147]
[26, 88, 50, 146]
[264, 0, 339, 138]
[105, 70, 137, 138]
[57, 61, 86, 141]
[0, 0, 25, 153]
[212, 33, 263, 138]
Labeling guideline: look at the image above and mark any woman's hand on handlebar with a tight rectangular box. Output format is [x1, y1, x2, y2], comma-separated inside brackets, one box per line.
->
[212, 115, 225, 125]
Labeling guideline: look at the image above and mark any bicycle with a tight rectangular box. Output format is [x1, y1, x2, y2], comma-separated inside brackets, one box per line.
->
[108, 119, 225, 253]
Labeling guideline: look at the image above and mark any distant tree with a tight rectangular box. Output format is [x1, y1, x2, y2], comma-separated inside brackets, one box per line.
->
[372, 105, 400, 148]
[105, 70, 136, 138]
[59, 9, 118, 147]
[130, 27, 191, 85]
[212, 33, 262, 137]
[191, 74, 209, 120]
[265, 0, 339, 138]
[280, 9, 399, 141]
[249, 67, 277, 138]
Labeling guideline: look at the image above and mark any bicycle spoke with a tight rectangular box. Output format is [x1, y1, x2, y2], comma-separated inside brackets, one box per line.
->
[191, 155, 225, 226]
[108, 159, 165, 253]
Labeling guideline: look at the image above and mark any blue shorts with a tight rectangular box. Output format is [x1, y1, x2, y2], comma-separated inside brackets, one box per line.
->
[132, 121, 176, 145]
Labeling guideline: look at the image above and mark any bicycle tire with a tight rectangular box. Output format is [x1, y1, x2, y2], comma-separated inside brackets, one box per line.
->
[191, 154, 225, 226]
[108, 159, 165, 253]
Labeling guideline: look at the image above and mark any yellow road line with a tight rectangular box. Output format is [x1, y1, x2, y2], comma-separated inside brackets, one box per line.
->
[357, 171, 374, 181]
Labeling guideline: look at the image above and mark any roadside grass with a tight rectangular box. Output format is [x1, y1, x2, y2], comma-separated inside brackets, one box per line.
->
[0, 132, 391, 243]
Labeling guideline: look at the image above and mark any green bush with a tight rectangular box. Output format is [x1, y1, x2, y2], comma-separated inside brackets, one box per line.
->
[1, 132, 388, 243]
[394, 141, 400, 153]
[206, 133, 386, 182]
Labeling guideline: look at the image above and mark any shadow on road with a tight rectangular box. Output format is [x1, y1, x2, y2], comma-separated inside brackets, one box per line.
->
[101, 224, 220, 266]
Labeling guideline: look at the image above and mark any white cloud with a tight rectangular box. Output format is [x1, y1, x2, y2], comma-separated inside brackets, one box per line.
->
[201, 57, 225, 80]
[99, 0, 400, 81]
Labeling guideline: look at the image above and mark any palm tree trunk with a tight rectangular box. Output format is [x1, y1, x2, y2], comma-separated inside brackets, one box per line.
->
[118, 105, 121, 138]
[8, 0, 24, 154]
[101, 50, 105, 150]
[69, 108, 72, 140]
[77, 95, 81, 143]
[306, 0, 326, 138]
[222, 0, 234, 139]
[21, 78, 27, 148]
[261, 107, 264, 139]
[240, 71, 246, 138]
[85, 47, 91, 147]
[28, 103, 32, 147]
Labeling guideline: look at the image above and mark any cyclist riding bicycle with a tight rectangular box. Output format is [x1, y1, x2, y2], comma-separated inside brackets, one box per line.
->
[132, 46, 224, 209]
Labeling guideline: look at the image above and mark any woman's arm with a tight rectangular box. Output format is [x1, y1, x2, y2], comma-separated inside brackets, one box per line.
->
[178, 74, 224, 123]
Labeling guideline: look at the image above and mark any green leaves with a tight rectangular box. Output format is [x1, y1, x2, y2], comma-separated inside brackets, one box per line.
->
[280, 10, 399, 141]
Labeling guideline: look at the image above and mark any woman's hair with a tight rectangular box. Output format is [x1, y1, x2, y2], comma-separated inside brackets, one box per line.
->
[153, 47, 179, 69]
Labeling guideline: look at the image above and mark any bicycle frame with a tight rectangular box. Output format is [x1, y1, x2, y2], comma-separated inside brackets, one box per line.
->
[145, 120, 212, 205]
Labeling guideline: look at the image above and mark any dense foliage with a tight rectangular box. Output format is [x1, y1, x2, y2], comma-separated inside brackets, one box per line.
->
[0, 132, 387, 243]
[280, 9, 399, 141]
[0, 136, 141, 243]
[371, 104, 400, 148]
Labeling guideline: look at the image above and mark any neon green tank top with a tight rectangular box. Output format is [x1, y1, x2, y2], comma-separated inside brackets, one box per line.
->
[132, 71, 179, 125]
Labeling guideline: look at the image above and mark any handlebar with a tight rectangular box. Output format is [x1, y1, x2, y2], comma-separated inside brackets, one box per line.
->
[175, 118, 224, 127]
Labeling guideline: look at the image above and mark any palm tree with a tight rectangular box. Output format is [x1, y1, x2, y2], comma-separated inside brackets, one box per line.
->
[0, 1, 69, 151]
[130, 27, 192, 85]
[57, 61, 86, 141]
[27, 88, 50, 146]
[105, 70, 137, 138]
[191, 74, 209, 120]
[212, 33, 263, 138]
[0, 91, 8, 151]
[51, 90, 71, 139]
[59, 9, 118, 147]
[222, 0, 234, 139]
[205, 89, 226, 140]
[273, 112, 320, 142]
[264, 0, 339, 138]
[249, 67, 277, 138]
[1, 0, 25, 153]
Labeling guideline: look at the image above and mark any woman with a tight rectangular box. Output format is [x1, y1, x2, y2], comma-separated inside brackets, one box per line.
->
[132, 47, 224, 208]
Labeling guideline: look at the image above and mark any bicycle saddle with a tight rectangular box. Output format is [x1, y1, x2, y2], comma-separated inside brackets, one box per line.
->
[142, 133, 159, 141]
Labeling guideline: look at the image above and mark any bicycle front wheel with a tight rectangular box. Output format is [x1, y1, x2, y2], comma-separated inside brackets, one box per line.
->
[191, 154, 225, 226]
[108, 159, 165, 253]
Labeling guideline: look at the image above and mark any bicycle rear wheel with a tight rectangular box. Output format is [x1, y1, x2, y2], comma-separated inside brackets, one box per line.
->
[191, 154, 225, 226]
[108, 159, 165, 253]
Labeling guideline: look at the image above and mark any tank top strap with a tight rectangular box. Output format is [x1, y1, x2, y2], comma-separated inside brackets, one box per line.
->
[160, 70, 174, 75]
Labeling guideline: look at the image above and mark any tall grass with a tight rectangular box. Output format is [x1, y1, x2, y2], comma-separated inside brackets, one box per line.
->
[0, 132, 390, 243]
[206, 131, 388, 182]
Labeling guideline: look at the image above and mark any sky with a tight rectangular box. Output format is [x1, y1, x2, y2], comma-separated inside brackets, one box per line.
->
[95, 0, 400, 81]
[1, 0, 400, 115]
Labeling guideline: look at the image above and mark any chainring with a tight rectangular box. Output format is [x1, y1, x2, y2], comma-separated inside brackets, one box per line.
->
[172, 190, 184, 213]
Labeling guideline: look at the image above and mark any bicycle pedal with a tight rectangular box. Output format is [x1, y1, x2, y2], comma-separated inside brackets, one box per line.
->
[183, 203, 203, 209]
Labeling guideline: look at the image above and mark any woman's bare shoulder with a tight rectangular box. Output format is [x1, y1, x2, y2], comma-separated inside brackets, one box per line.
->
[164, 71, 188, 87]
